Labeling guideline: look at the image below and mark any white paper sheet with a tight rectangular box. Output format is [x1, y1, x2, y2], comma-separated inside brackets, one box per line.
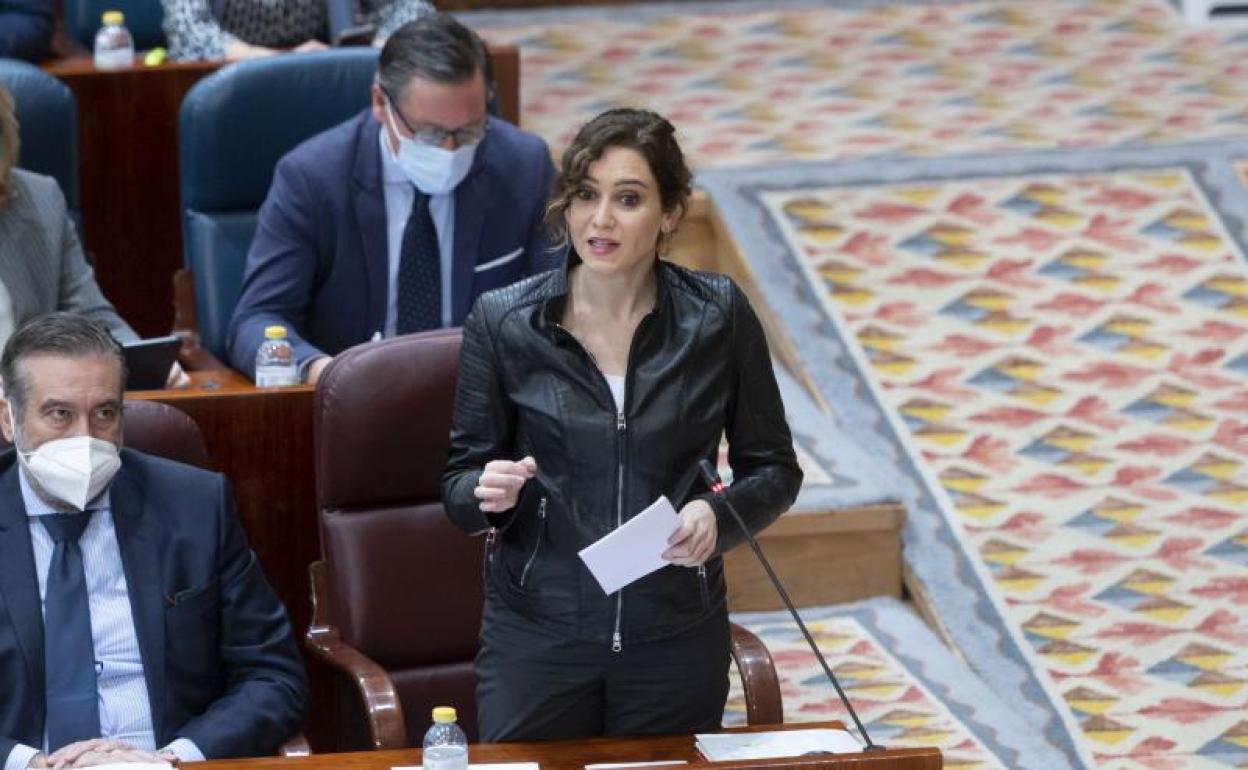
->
[72, 764, 170, 770]
[394, 758, 541, 763]
[584, 762, 687, 769]
[695, 729, 862, 761]
[578, 495, 681, 595]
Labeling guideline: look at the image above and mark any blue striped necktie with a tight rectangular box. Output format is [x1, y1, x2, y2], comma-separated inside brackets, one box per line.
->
[395, 187, 442, 334]
[41, 511, 100, 751]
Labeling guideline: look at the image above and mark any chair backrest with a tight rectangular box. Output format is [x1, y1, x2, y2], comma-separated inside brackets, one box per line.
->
[0, 59, 78, 212]
[0, 400, 212, 470]
[314, 329, 482, 746]
[178, 48, 380, 357]
[64, 0, 166, 51]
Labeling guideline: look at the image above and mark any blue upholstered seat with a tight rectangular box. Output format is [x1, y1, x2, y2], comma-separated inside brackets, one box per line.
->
[0, 59, 78, 211]
[178, 48, 379, 356]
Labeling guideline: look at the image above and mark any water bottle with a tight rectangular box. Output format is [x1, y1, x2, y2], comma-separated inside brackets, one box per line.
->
[422, 707, 468, 770]
[93, 11, 134, 70]
[255, 325, 299, 387]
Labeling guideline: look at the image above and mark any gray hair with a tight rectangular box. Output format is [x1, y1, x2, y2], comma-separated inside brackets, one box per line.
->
[377, 13, 491, 100]
[1, 312, 127, 418]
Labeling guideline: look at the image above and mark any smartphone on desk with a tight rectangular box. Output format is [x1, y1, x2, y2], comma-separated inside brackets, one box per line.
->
[123, 335, 181, 391]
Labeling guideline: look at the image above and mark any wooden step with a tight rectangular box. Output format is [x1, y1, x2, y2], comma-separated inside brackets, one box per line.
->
[725, 502, 905, 612]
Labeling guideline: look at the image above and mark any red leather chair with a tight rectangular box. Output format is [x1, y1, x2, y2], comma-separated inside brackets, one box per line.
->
[306, 330, 782, 751]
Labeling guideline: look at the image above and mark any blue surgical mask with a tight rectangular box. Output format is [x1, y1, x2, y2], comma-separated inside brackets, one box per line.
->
[385, 103, 478, 196]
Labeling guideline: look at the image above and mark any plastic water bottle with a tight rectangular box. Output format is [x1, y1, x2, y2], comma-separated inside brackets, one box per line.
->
[255, 325, 299, 387]
[422, 707, 468, 770]
[93, 11, 134, 70]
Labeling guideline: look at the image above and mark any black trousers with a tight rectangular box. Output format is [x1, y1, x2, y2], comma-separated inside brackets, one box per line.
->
[475, 595, 731, 742]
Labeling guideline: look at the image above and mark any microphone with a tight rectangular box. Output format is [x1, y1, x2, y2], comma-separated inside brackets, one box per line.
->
[698, 459, 885, 752]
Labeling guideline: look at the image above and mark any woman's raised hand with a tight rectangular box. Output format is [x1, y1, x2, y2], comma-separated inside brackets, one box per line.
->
[475, 456, 537, 512]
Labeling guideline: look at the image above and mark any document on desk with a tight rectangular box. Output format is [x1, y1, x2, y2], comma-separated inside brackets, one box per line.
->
[584, 762, 687, 769]
[695, 729, 862, 760]
[396, 758, 539, 763]
[578, 495, 681, 595]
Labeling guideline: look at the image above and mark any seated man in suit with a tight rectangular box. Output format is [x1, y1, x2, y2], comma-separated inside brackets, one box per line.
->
[227, 13, 557, 385]
[0, 313, 307, 768]
[0, 0, 54, 62]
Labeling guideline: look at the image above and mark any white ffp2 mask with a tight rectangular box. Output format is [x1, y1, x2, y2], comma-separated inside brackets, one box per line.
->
[9, 411, 121, 511]
[384, 103, 478, 196]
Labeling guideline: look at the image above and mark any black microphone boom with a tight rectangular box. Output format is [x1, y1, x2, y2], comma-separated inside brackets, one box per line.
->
[697, 459, 885, 752]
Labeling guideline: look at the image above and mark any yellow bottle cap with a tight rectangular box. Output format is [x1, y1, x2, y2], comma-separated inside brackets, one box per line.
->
[264, 325, 288, 340]
[102, 10, 124, 25]
[431, 706, 457, 723]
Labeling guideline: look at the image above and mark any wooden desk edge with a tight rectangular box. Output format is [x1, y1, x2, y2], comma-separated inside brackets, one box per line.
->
[127, 369, 314, 400]
[43, 56, 225, 76]
[193, 724, 941, 770]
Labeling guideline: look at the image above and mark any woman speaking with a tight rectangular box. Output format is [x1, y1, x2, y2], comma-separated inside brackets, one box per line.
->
[442, 108, 802, 741]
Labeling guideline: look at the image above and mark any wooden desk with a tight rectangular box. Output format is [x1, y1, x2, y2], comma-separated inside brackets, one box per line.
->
[42, 46, 520, 339]
[202, 723, 940, 770]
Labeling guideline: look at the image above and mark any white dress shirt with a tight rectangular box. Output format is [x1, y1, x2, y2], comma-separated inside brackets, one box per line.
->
[3, 470, 203, 770]
[378, 130, 458, 335]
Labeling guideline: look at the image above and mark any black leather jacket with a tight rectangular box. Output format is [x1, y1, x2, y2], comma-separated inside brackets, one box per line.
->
[442, 260, 802, 648]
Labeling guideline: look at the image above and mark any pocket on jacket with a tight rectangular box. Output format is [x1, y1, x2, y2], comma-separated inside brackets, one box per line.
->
[166, 578, 219, 616]
[164, 579, 222, 686]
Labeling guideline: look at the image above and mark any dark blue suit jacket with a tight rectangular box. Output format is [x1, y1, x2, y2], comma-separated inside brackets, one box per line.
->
[226, 110, 557, 377]
[0, 449, 307, 759]
[0, 0, 54, 62]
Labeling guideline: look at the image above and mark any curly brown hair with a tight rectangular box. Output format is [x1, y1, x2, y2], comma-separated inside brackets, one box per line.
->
[546, 108, 692, 252]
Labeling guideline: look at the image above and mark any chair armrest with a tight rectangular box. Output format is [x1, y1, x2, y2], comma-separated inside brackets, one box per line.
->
[729, 621, 783, 725]
[305, 560, 408, 749]
[278, 734, 311, 757]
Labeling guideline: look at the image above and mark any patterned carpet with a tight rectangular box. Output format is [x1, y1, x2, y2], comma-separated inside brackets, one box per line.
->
[704, 140, 1248, 770]
[459, 1, 1248, 768]
[726, 598, 1059, 770]
[465, 0, 1248, 168]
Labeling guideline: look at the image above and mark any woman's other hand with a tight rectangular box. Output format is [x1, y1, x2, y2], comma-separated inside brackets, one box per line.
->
[475, 456, 537, 512]
[663, 499, 717, 566]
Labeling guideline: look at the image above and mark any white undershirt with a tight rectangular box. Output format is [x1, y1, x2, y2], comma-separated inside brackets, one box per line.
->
[605, 374, 626, 414]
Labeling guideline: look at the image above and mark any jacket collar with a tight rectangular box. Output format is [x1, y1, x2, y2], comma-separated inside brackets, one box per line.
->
[108, 449, 168, 742]
[539, 251, 673, 330]
[0, 450, 44, 726]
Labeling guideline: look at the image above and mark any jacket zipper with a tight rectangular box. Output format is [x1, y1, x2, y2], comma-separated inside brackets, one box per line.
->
[553, 314, 649, 654]
[613, 409, 626, 653]
[519, 497, 547, 587]
[484, 527, 497, 584]
[698, 564, 710, 609]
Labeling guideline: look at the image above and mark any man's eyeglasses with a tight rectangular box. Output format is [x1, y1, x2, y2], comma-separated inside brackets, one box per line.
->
[383, 89, 488, 148]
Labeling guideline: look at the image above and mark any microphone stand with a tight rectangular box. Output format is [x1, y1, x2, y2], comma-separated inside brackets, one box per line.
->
[699, 460, 886, 752]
